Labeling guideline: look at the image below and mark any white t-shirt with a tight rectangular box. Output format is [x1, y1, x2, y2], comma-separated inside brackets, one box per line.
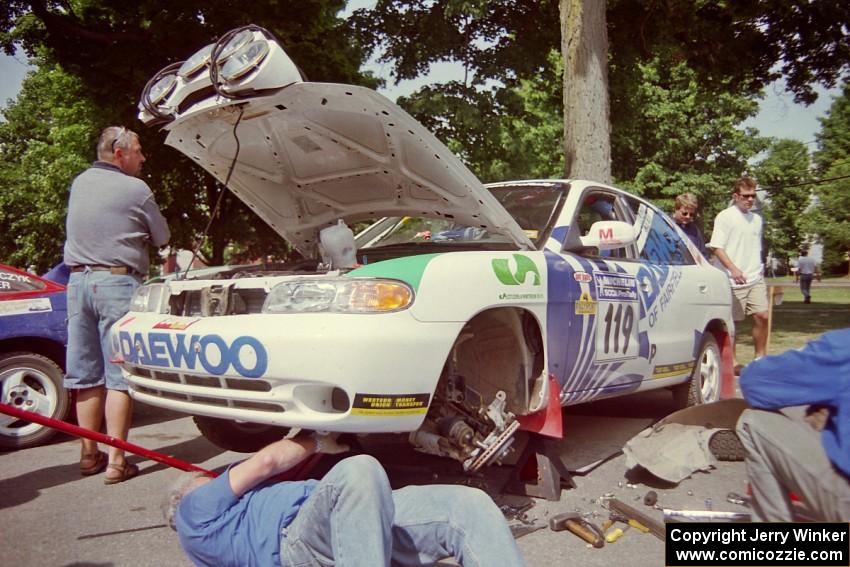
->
[797, 255, 817, 275]
[709, 205, 763, 288]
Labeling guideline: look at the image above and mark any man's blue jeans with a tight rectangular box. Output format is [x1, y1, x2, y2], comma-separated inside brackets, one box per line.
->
[799, 273, 813, 302]
[279, 455, 526, 567]
[64, 269, 139, 391]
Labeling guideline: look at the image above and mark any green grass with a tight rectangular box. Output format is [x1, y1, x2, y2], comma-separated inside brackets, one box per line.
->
[734, 280, 850, 364]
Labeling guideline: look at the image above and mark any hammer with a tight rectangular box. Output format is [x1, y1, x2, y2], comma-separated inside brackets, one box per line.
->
[549, 513, 605, 548]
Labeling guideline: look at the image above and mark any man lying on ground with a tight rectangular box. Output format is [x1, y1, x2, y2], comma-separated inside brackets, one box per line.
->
[164, 433, 527, 566]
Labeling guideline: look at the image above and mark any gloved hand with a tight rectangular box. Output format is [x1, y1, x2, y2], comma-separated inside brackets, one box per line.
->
[312, 432, 350, 455]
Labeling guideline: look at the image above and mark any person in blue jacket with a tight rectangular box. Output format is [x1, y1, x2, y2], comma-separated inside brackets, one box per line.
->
[165, 433, 527, 567]
[736, 328, 850, 521]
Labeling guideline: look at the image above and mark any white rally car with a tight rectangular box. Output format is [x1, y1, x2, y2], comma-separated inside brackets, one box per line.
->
[114, 25, 735, 470]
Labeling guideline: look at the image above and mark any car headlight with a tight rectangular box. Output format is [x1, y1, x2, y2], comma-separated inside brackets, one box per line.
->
[263, 279, 413, 314]
[178, 44, 214, 78]
[129, 284, 170, 313]
[147, 73, 177, 105]
[219, 40, 270, 82]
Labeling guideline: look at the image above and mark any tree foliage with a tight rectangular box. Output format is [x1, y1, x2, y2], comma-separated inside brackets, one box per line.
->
[351, 0, 848, 188]
[353, 1, 850, 103]
[605, 0, 850, 105]
[0, 1, 376, 270]
[807, 81, 850, 275]
[752, 139, 812, 269]
[398, 50, 564, 183]
[616, 58, 768, 223]
[395, 47, 767, 231]
[0, 57, 97, 272]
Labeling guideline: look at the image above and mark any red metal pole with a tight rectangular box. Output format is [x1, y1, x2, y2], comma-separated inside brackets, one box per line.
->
[0, 402, 216, 476]
[0, 402, 324, 482]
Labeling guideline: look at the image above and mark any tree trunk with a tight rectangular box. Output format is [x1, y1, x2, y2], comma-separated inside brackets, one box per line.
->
[560, 0, 611, 183]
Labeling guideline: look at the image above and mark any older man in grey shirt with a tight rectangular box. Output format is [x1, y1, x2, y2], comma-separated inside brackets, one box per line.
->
[64, 126, 169, 484]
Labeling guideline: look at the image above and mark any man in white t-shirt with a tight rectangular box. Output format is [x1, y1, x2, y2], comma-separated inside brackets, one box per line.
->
[797, 248, 817, 304]
[709, 176, 768, 374]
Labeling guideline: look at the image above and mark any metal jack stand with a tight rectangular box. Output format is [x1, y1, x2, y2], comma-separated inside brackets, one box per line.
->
[506, 436, 575, 501]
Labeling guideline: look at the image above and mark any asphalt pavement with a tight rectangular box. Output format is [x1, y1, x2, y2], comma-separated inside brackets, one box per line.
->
[0, 389, 751, 567]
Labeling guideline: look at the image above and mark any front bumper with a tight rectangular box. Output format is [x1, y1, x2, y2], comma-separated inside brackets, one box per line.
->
[112, 311, 463, 432]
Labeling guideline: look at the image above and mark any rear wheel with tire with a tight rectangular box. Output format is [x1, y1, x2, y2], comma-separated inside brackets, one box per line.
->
[193, 415, 290, 452]
[0, 352, 70, 449]
[672, 333, 721, 409]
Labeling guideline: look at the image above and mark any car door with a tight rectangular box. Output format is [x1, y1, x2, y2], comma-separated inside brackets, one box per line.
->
[624, 196, 703, 384]
[552, 189, 651, 404]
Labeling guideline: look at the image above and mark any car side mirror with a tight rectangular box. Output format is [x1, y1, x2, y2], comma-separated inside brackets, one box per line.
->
[579, 220, 637, 250]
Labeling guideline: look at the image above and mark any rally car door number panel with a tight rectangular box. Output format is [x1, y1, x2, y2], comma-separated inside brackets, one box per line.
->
[597, 301, 638, 361]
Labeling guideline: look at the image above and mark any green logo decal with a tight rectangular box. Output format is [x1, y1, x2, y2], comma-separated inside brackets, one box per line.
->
[491, 254, 541, 286]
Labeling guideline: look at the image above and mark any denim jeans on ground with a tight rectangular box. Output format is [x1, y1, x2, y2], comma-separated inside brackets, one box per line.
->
[65, 269, 139, 391]
[279, 455, 526, 567]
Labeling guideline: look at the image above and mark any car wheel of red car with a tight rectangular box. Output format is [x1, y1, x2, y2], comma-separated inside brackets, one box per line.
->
[0, 352, 70, 450]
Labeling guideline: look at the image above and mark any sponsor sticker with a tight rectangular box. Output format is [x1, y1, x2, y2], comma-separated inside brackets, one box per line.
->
[575, 291, 597, 315]
[652, 361, 695, 379]
[153, 318, 200, 330]
[117, 331, 268, 378]
[0, 272, 32, 284]
[594, 272, 638, 301]
[351, 393, 430, 416]
[0, 297, 52, 317]
[498, 292, 545, 301]
[491, 254, 541, 286]
[573, 271, 592, 283]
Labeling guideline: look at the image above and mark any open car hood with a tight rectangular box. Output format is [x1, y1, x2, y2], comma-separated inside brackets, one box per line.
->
[161, 83, 534, 255]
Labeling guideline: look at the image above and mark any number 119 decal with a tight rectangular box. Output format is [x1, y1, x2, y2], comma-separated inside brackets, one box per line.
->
[595, 301, 639, 362]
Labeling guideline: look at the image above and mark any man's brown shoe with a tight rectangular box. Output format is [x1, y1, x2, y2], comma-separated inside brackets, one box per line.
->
[104, 462, 140, 485]
[80, 451, 108, 476]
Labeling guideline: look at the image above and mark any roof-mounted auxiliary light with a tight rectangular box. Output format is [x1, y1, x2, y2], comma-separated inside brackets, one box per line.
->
[177, 44, 214, 79]
[220, 40, 271, 82]
[139, 60, 182, 123]
[217, 29, 255, 62]
[138, 23, 304, 122]
[147, 73, 178, 105]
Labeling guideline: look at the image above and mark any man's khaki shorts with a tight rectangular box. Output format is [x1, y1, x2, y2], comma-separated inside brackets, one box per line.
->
[731, 279, 769, 321]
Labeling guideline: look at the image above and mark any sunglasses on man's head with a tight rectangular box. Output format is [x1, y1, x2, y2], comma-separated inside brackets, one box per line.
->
[678, 211, 695, 218]
[112, 127, 127, 151]
[737, 193, 756, 200]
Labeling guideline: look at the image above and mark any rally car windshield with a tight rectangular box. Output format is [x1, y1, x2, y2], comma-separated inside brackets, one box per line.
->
[358, 184, 567, 250]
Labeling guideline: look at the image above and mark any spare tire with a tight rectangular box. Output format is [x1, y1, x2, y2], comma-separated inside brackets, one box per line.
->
[192, 415, 289, 452]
